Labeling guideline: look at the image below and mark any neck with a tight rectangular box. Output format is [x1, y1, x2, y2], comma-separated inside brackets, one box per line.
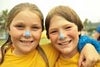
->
[61, 49, 78, 59]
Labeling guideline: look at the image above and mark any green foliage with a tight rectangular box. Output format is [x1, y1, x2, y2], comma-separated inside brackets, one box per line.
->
[0, 9, 8, 30]
[0, 39, 6, 46]
[83, 18, 100, 36]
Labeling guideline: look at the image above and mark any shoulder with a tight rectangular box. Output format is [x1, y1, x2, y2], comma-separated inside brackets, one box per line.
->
[41, 43, 57, 52]
[40, 43, 59, 56]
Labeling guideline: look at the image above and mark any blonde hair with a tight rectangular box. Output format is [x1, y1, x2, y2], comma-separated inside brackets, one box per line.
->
[1, 3, 49, 67]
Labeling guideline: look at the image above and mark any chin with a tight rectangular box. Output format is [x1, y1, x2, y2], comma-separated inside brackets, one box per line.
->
[61, 49, 72, 54]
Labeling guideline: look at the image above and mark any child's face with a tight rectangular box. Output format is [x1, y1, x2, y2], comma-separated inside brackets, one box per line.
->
[49, 15, 80, 58]
[8, 10, 42, 55]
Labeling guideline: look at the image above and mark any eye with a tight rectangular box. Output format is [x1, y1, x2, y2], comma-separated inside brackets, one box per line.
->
[31, 26, 41, 31]
[65, 26, 72, 30]
[49, 30, 58, 34]
[15, 25, 24, 30]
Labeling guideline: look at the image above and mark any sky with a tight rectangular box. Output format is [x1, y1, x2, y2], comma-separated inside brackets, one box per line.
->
[0, 0, 100, 23]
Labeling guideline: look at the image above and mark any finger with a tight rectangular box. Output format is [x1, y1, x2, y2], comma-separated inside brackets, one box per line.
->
[78, 53, 84, 67]
[81, 61, 85, 67]
[83, 59, 95, 67]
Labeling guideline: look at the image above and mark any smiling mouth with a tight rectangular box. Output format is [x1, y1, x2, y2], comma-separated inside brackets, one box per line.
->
[20, 40, 33, 43]
[58, 40, 71, 45]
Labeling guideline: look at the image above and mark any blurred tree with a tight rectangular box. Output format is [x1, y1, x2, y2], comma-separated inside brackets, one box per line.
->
[0, 9, 8, 30]
[83, 18, 93, 36]
[83, 18, 92, 31]
[83, 18, 88, 31]
[83, 18, 100, 36]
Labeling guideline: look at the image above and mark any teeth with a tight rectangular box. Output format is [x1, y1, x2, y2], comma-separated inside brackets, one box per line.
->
[58, 40, 71, 45]
[22, 41, 31, 43]
[20, 40, 33, 43]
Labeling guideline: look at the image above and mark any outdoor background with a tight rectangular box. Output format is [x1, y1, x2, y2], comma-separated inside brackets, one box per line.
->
[0, 0, 100, 45]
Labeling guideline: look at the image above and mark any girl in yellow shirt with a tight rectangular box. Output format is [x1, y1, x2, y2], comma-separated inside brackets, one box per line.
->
[45, 5, 100, 67]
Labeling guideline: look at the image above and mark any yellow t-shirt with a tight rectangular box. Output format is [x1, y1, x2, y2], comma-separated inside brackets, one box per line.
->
[55, 52, 100, 67]
[0, 47, 46, 67]
[41, 43, 59, 67]
[0, 44, 59, 67]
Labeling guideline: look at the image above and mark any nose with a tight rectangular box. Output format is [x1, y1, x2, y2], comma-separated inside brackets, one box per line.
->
[59, 31, 65, 40]
[24, 30, 31, 38]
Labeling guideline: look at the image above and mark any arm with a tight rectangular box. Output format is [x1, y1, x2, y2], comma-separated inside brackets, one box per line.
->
[78, 35, 100, 53]
[79, 43, 100, 67]
[78, 35, 100, 67]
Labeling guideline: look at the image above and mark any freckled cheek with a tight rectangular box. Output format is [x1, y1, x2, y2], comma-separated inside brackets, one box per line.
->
[10, 33, 21, 43]
[49, 34, 58, 42]
[68, 30, 79, 40]
[33, 32, 42, 40]
[66, 29, 79, 35]
[9, 28, 23, 37]
[65, 30, 73, 34]
[10, 33, 22, 41]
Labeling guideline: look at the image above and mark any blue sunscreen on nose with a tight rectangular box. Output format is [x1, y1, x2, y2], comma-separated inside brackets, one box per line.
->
[24, 31, 30, 37]
[59, 32, 64, 39]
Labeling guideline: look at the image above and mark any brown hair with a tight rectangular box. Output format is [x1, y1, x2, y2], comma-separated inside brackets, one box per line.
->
[45, 5, 83, 38]
[0, 3, 49, 67]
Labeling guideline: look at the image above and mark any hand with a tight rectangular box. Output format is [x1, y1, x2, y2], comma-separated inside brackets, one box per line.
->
[78, 43, 100, 67]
